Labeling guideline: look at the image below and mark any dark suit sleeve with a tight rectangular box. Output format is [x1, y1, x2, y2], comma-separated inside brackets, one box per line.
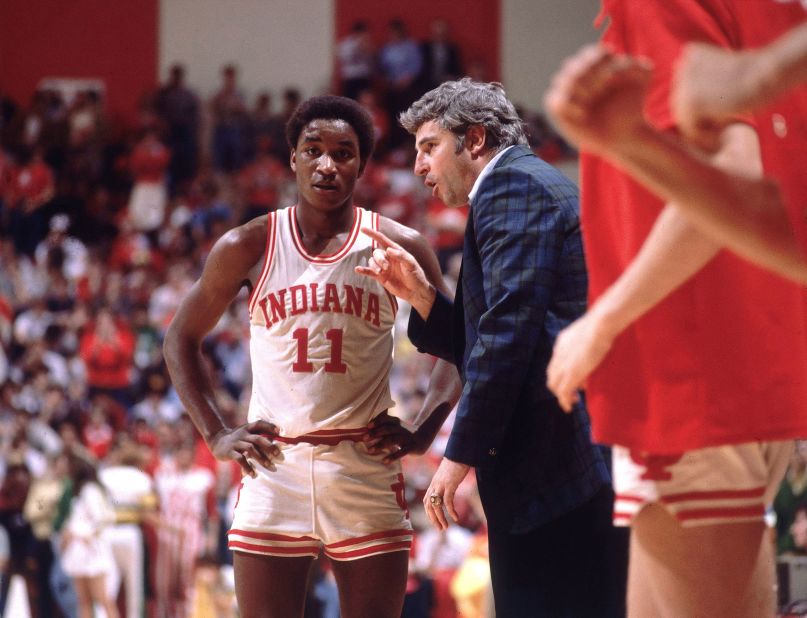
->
[445, 164, 574, 469]
[407, 289, 455, 363]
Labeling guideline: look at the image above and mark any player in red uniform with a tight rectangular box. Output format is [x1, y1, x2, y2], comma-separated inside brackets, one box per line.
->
[544, 1, 807, 615]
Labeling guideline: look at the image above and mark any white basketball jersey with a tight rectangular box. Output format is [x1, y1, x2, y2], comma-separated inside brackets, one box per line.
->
[247, 206, 397, 437]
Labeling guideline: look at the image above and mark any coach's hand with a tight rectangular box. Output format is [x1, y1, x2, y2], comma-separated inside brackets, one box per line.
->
[355, 227, 436, 320]
[366, 411, 430, 464]
[208, 420, 282, 478]
[424, 458, 470, 531]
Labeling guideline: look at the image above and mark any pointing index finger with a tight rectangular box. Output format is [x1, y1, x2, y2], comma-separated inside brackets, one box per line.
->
[361, 227, 401, 251]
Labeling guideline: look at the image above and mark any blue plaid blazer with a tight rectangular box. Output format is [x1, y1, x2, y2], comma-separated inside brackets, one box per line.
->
[409, 145, 610, 533]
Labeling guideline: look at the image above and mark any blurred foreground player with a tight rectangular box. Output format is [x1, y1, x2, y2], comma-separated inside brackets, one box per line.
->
[545, 2, 807, 615]
[164, 95, 459, 618]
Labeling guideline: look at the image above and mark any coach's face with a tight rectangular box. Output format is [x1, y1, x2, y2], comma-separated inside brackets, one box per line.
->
[291, 119, 362, 212]
[414, 120, 478, 207]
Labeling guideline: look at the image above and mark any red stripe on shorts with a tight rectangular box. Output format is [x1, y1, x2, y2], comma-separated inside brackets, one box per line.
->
[615, 494, 645, 504]
[325, 540, 412, 560]
[228, 529, 317, 542]
[325, 528, 413, 550]
[660, 486, 766, 504]
[228, 541, 320, 556]
[676, 504, 765, 521]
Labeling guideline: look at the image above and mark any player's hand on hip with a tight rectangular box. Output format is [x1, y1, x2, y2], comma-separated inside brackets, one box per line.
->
[365, 411, 428, 464]
[355, 227, 432, 306]
[208, 420, 282, 478]
[424, 458, 470, 531]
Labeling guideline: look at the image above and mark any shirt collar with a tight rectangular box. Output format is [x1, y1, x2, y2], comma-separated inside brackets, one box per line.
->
[467, 145, 514, 204]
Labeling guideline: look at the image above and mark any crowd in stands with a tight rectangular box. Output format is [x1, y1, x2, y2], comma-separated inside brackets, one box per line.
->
[15, 14, 807, 618]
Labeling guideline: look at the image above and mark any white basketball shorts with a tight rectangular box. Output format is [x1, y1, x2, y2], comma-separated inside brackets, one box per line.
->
[228, 428, 412, 561]
[613, 440, 792, 527]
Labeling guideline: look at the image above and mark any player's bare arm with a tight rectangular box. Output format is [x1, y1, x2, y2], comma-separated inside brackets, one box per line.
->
[363, 217, 462, 463]
[164, 217, 281, 478]
[544, 46, 805, 411]
[674, 22, 807, 147]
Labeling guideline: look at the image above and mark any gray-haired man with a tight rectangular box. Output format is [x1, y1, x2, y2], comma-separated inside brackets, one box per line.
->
[358, 78, 626, 616]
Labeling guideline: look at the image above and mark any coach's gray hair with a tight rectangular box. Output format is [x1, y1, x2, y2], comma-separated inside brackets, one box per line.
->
[399, 78, 528, 153]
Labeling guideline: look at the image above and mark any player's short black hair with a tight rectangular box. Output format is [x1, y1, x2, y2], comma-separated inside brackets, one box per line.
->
[285, 95, 375, 170]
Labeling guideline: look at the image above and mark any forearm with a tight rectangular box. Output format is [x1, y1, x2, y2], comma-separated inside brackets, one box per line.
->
[413, 359, 462, 445]
[163, 332, 229, 444]
[410, 283, 437, 321]
[589, 205, 720, 338]
[611, 125, 807, 283]
[757, 22, 807, 103]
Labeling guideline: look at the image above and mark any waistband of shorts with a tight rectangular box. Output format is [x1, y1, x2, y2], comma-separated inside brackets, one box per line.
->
[268, 427, 370, 446]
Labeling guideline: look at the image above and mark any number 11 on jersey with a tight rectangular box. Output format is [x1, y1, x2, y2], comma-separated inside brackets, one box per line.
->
[292, 328, 347, 374]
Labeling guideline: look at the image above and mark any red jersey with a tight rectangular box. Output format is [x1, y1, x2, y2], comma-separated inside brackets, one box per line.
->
[582, 0, 807, 454]
[130, 139, 170, 183]
[731, 2, 807, 257]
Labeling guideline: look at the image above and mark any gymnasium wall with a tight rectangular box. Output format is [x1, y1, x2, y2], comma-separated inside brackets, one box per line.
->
[502, 0, 600, 109]
[0, 0, 158, 125]
[0, 1, 600, 123]
[334, 0, 500, 82]
[159, 0, 334, 103]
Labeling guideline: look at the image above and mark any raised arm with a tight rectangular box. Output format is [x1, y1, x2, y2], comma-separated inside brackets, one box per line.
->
[543, 46, 801, 411]
[163, 219, 280, 477]
[674, 22, 807, 148]
[364, 217, 462, 462]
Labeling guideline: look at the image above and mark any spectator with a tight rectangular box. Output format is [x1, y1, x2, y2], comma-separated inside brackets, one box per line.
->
[0, 461, 36, 617]
[99, 436, 157, 618]
[418, 19, 462, 93]
[776, 441, 807, 555]
[236, 135, 286, 223]
[336, 21, 375, 100]
[127, 127, 171, 241]
[79, 306, 135, 408]
[22, 450, 71, 618]
[6, 146, 55, 256]
[155, 64, 201, 191]
[210, 64, 249, 173]
[35, 213, 89, 283]
[154, 440, 217, 618]
[247, 91, 283, 161]
[379, 19, 423, 147]
[60, 453, 119, 618]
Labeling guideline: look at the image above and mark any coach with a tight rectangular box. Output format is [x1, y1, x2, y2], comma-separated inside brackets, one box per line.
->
[359, 78, 624, 616]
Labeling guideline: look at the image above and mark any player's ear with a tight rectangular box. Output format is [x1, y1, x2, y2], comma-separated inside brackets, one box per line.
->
[290, 149, 297, 172]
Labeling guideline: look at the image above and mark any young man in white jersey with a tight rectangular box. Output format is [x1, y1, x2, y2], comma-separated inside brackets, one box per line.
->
[164, 95, 458, 618]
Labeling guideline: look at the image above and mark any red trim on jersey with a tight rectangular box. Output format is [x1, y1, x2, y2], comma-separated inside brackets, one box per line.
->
[228, 541, 320, 556]
[228, 529, 318, 542]
[371, 211, 379, 250]
[385, 289, 398, 316]
[661, 486, 766, 504]
[265, 426, 375, 446]
[289, 206, 362, 263]
[676, 504, 765, 521]
[248, 211, 278, 317]
[325, 540, 412, 559]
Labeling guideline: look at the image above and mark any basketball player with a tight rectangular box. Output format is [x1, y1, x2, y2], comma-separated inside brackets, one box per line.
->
[164, 95, 458, 618]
